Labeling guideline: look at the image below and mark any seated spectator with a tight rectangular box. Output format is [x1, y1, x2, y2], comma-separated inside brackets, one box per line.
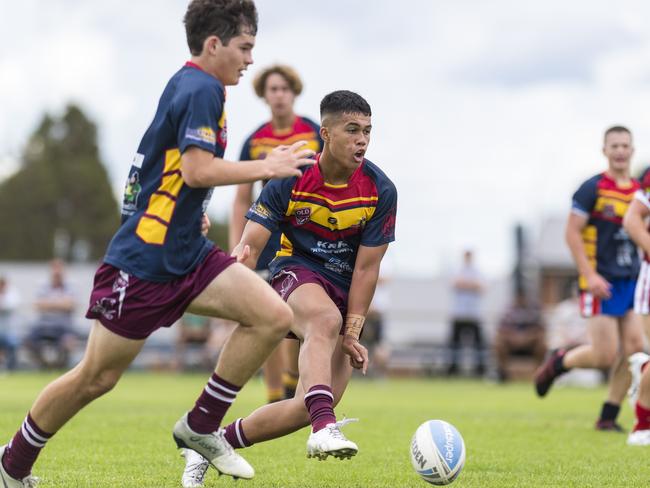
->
[25, 259, 78, 369]
[0, 275, 21, 371]
[494, 290, 547, 382]
[173, 313, 213, 371]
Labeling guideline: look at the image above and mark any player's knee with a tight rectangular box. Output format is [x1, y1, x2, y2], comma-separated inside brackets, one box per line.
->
[265, 300, 294, 336]
[81, 369, 122, 399]
[307, 311, 342, 341]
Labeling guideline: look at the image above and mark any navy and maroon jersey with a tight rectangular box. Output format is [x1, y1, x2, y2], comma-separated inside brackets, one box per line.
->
[104, 62, 227, 282]
[571, 172, 640, 288]
[240, 116, 323, 270]
[246, 157, 397, 291]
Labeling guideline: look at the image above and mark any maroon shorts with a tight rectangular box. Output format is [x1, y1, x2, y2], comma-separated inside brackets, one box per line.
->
[85, 247, 235, 340]
[269, 266, 349, 338]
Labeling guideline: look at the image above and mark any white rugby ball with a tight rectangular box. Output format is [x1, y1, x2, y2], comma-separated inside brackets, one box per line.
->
[410, 419, 466, 485]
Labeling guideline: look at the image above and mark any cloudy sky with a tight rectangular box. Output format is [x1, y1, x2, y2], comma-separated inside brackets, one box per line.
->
[3, 0, 650, 277]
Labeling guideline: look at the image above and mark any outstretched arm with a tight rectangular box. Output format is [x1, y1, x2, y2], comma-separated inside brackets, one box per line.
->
[342, 244, 389, 374]
[231, 220, 272, 270]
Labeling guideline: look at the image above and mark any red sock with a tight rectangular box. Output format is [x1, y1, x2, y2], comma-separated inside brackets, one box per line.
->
[2, 414, 53, 480]
[187, 373, 241, 434]
[634, 402, 650, 432]
[223, 418, 252, 449]
[304, 385, 336, 433]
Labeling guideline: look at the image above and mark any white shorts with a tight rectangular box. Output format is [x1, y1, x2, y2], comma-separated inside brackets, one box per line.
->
[634, 260, 650, 315]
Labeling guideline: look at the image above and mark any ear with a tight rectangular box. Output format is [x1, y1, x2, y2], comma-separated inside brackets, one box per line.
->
[203, 35, 221, 55]
[320, 126, 329, 143]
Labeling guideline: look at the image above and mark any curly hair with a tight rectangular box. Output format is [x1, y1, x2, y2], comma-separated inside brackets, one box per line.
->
[252, 64, 303, 98]
[184, 0, 258, 55]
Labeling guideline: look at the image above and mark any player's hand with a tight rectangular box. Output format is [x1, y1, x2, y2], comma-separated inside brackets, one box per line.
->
[342, 335, 369, 375]
[265, 141, 316, 179]
[231, 244, 250, 264]
[201, 213, 211, 236]
[586, 272, 612, 299]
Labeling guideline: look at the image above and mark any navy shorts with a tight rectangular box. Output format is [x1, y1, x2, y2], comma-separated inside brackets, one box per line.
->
[85, 247, 235, 340]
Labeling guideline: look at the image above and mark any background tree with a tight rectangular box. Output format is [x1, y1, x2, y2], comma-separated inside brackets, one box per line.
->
[0, 104, 119, 261]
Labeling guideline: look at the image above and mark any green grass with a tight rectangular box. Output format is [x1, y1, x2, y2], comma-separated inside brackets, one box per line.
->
[1, 373, 649, 487]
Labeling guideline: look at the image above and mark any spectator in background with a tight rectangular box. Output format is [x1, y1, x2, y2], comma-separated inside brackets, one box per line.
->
[447, 249, 485, 376]
[174, 313, 214, 371]
[494, 290, 546, 382]
[24, 259, 78, 369]
[0, 276, 21, 371]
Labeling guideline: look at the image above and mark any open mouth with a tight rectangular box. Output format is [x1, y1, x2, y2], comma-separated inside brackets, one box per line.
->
[353, 150, 365, 163]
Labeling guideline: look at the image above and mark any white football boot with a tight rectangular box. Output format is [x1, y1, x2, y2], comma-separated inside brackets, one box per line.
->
[307, 418, 359, 460]
[173, 413, 254, 480]
[628, 352, 650, 408]
[180, 449, 209, 488]
[0, 446, 39, 488]
[627, 429, 650, 446]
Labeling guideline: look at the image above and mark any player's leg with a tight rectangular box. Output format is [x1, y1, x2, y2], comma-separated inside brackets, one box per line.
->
[172, 263, 292, 478]
[262, 343, 286, 403]
[282, 339, 300, 399]
[1, 321, 144, 484]
[446, 320, 462, 375]
[535, 315, 618, 397]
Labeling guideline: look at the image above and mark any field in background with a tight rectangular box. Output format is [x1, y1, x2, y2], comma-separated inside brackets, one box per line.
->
[0, 374, 647, 487]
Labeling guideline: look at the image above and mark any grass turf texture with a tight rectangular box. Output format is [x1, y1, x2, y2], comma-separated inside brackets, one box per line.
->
[0, 373, 648, 487]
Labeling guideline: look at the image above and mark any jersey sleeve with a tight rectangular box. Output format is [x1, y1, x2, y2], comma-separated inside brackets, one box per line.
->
[173, 82, 224, 155]
[571, 177, 598, 218]
[361, 180, 398, 246]
[246, 177, 294, 232]
[239, 135, 252, 161]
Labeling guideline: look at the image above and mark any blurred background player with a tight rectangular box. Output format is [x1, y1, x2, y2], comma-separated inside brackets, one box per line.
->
[622, 165, 650, 445]
[0, 275, 21, 372]
[0, 1, 319, 486]
[446, 249, 485, 377]
[183, 90, 397, 484]
[534, 126, 644, 432]
[230, 64, 323, 403]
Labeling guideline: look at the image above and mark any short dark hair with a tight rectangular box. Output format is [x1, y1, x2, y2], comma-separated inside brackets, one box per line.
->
[320, 90, 371, 120]
[184, 0, 258, 55]
[604, 125, 632, 143]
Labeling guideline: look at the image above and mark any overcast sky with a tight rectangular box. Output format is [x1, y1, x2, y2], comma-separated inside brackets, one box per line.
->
[3, 0, 650, 277]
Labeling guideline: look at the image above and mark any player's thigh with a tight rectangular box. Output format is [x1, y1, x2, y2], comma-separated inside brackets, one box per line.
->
[287, 283, 343, 340]
[187, 262, 288, 327]
[587, 315, 620, 357]
[619, 311, 645, 354]
[77, 320, 145, 381]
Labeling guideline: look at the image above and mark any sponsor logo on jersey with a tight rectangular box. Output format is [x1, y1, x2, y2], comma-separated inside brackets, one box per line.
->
[185, 126, 217, 146]
[250, 202, 271, 218]
[295, 207, 311, 225]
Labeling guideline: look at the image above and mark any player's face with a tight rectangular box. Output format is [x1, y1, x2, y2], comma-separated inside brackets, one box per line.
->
[324, 113, 372, 169]
[211, 32, 255, 86]
[264, 73, 295, 118]
[603, 131, 633, 172]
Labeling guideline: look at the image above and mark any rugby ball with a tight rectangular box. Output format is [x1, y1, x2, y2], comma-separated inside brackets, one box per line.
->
[410, 420, 465, 485]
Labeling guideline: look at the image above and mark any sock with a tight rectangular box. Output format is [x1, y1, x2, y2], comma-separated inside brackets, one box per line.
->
[282, 372, 299, 399]
[553, 351, 569, 374]
[599, 401, 620, 422]
[267, 387, 284, 404]
[304, 385, 336, 433]
[223, 418, 252, 449]
[187, 373, 241, 434]
[634, 402, 650, 431]
[2, 414, 53, 480]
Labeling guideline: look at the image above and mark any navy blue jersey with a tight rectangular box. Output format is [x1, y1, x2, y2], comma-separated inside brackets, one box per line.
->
[571, 172, 640, 287]
[239, 116, 322, 270]
[246, 157, 397, 291]
[104, 62, 227, 281]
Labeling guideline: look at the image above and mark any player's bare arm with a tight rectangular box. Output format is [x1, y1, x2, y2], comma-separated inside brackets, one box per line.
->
[181, 141, 315, 188]
[565, 211, 611, 299]
[229, 183, 254, 250]
[624, 199, 650, 256]
[231, 220, 272, 269]
[342, 243, 389, 375]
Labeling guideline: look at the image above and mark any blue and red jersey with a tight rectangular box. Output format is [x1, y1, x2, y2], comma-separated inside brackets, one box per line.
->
[246, 157, 397, 291]
[571, 172, 640, 288]
[104, 62, 226, 281]
[240, 116, 323, 270]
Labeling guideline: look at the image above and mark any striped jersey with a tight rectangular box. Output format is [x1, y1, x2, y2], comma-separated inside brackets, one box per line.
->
[246, 157, 397, 290]
[571, 172, 640, 288]
[634, 167, 650, 261]
[104, 62, 226, 281]
[239, 116, 323, 270]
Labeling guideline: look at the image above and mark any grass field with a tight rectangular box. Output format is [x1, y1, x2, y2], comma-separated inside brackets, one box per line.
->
[1, 372, 649, 487]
